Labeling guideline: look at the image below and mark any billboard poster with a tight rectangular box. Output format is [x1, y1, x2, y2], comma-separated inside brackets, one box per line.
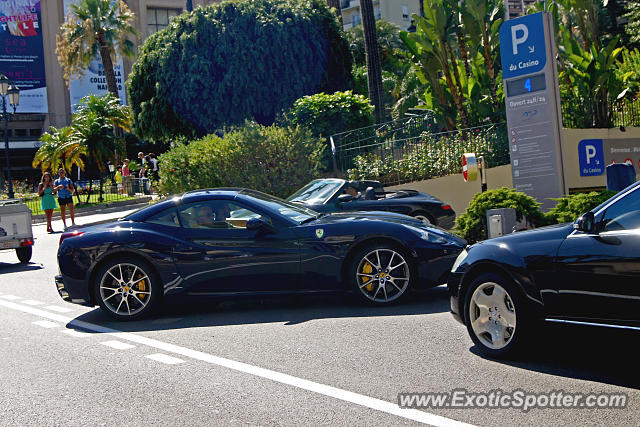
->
[0, 0, 48, 113]
[63, 0, 126, 113]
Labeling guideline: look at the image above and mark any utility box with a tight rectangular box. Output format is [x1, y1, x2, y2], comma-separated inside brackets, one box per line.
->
[486, 208, 517, 239]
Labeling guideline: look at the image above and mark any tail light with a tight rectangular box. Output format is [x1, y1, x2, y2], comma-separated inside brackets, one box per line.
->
[20, 239, 33, 246]
[59, 230, 84, 246]
[442, 204, 452, 210]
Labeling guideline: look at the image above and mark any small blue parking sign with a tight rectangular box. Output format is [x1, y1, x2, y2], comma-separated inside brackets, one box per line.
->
[499, 13, 547, 79]
[578, 139, 604, 176]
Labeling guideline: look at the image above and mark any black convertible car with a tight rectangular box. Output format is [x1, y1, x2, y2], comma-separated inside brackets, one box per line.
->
[287, 179, 456, 229]
[449, 180, 640, 358]
[56, 189, 466, 320]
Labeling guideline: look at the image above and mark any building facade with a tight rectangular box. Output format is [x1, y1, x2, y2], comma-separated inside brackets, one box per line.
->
[340, 0, 420, 31]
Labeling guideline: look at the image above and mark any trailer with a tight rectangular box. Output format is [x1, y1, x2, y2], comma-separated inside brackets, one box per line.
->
[0, 200, 34, 263]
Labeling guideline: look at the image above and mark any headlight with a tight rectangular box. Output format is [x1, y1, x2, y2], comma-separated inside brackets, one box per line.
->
[451, 249, 468, 272]
[405, 225, 450, 244]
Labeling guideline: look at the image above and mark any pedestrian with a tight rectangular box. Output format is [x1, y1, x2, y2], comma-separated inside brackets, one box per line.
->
[38, 171, 57, 233]
[114, 165, 123, 194]
[148, 153, 159, 181]
[137, 152, 146, 178]
[54, 168, 76, 230]
[122, 159, 130, 195]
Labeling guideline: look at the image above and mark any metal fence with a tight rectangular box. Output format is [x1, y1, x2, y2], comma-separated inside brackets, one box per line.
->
[336, 121, 510, 187]
[21, 178, 151, 216]
[562, 96, 640, 128]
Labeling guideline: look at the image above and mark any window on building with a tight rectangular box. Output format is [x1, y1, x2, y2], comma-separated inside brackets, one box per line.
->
[353, 13, 361, 26]
[402, 5, 409, 20]
[29, 129, 42, 137]
[376, 7, 381, 19]
[147, 8, 181, 36]
[14, 129, 27, 137]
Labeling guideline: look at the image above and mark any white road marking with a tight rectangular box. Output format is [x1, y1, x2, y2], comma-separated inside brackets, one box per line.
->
[101, 340, 135, 350]
[44, 305, 75, 313]
[22, 300, 44, 306]
[0, 295, 22, 300]
[32, 320, 59, 328]
[0, 299, 474, 427]
[146, 353, 185, 365]
[62, 329, 91, 337]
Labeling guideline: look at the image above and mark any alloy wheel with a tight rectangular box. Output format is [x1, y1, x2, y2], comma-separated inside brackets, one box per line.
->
[356, 249, 410, 302]
[468, 282, 517, 350]
[99, 263, 152, 317]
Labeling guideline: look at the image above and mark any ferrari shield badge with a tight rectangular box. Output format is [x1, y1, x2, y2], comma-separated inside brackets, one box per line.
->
[315, 228, 324, 239]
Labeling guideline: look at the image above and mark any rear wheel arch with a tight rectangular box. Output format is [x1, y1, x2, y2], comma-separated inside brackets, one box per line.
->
[410, 210, 435, 225]
[88, 251, 162, 306]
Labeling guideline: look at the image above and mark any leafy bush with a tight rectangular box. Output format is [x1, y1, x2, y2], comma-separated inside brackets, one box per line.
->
[128, 0, 352, 141]
[456, 188, 544, 243]
[545, 191, 617, 224]
[159, 123, 324, 198]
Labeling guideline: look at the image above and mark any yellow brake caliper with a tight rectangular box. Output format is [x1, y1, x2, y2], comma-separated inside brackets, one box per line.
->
[136, 273, 147, 300]
[361, 262, 374, 292]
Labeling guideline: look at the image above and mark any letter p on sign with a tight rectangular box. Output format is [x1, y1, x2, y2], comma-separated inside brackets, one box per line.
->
[511, 24, 528, 55]
[585, 145, 597, 164]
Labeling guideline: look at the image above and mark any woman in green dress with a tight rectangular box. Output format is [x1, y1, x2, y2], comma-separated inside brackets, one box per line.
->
[38, 172, 58, 233]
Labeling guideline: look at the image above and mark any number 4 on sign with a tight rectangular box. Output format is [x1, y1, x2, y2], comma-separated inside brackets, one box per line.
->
[524, 78, 532, 92]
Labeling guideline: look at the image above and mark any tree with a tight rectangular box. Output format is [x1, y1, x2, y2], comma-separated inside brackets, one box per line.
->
[128, 0, 353, 141]
[32, 127, 86, 174]
[326, 0, 343, 25]
[360, 0, 385, 123]
[624, 0, 640, 48]
[56, 0, 136, 97]
[345, 19, 407, 70]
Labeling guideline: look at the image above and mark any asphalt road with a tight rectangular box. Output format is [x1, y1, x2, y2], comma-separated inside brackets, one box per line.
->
[0, 211, 638, 426]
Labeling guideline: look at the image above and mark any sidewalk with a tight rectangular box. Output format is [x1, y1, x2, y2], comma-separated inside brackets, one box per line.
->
[31, 196, 153, 225]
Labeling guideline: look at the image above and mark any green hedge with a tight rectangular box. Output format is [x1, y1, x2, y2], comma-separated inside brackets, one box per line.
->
[158, 123, 324, 198]
[546, 191, 617, 224]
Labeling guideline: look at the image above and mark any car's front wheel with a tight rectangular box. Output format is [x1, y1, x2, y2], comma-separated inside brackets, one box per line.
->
[348, 245, 413, 305]
[464, 273, 532, 358]
[94, 258, 160, 320]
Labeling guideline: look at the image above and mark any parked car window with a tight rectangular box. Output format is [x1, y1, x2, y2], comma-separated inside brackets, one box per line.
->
[242, 190, 317, 224]
[146, 207, 181, 227]
[602, 188, 640, 232]
[287, 179, 343, 204]
[178, 201, 270, 230]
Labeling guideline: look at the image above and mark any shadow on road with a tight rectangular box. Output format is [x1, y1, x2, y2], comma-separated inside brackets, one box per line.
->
[71, 286, 450, 330]
[470, 323, 640, 390]
[0, 262, 43, 273]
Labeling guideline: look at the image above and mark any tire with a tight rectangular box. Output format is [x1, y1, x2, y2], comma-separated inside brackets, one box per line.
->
[347, 244, 414, 305]
[411, 211, 434, 225]
[463, 272, 533, 359]
[16, 246, 32, 264]
[93, 257, 161, 320]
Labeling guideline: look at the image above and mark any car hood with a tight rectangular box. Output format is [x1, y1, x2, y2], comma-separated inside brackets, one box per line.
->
[311, 211, 465, 244]
[473, 222, 573, 248]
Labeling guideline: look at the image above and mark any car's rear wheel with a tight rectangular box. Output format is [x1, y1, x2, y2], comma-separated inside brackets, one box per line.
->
[94, 258, 160, 320]
[464, 272, 531, 358]
[348, 245, 413, 305]
[16, 246, 32, 264]
[411, 211, 433, 225]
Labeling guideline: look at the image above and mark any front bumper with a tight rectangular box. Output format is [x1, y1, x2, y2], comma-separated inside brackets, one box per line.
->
[447, 271, 464, 324]
[55, 274, 92, 306]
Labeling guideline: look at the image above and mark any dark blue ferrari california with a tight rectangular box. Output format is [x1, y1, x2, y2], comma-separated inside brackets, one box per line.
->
[56, 189, 466, 320]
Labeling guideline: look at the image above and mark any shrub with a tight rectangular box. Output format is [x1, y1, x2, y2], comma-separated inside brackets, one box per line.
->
[545, 190, 617, 224]
[159, 123, 324, 198]
[455, 188, 544, 243]
[128, 0, 352, 141]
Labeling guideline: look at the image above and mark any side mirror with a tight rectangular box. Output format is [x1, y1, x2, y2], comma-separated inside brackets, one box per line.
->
[337, 194, 354, 203]
[246, 217, 275, 233]
[574, 212, 596, 234]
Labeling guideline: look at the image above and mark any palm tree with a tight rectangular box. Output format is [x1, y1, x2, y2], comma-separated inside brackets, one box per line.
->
[33, 127, 86, 173]
[56, 0, 136, 97]
[360, 0, 385, 123]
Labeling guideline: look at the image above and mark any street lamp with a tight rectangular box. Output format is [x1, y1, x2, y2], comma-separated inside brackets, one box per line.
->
[0, 75, 19, 199]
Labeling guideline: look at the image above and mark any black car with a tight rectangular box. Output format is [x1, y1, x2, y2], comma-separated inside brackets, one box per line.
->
[56, 188, 466, 320]
[449, 181, 640, 358]
[287, 179, 456, 229]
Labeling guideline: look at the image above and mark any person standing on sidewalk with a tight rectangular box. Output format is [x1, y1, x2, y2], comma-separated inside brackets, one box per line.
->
[38, 171, 57, 233]
[122, 159, 130, 195]
[54, 168, 76, 230]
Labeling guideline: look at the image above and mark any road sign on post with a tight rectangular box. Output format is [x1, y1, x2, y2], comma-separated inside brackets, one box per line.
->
[499, 12, 566, 210]
[462, 153, 478, 182]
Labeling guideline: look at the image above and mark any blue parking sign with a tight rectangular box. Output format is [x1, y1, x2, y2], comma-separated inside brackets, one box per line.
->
[499, 13, 547, 79]
[578, 139, 604, 176]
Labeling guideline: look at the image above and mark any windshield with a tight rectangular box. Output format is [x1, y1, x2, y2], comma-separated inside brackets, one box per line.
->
[241, 190, 319, 224]
[287, 179, 344, 204]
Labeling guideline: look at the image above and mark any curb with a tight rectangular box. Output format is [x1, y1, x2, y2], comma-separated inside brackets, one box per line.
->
[32, 196, 152, 224]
